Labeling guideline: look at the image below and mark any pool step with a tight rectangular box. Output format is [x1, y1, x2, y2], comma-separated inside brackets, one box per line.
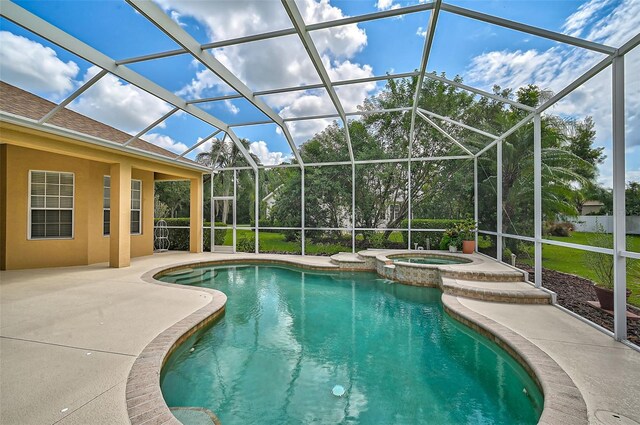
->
[439, 269, 524, 282]
[174, 269, 218, 285]
[440, 277, 551, 304]
[329, 252, 370, 270]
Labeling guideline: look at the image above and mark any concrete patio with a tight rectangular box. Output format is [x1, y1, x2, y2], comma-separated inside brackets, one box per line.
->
[1, 251, 639, 424]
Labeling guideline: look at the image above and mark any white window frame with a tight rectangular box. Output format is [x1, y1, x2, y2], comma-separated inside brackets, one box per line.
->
[103, 175, 110, 236]
[131, 179, 142, 235]
[28, 170, 75, 240]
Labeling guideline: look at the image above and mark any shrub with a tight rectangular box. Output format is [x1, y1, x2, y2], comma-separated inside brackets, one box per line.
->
[237, 234, 257, 253]
[368, 232, 386, 249]
[584, 225, 614, 289]
[282, 230, 300, 242]
[516, 241, 534, 258]
[154, 218, 227, 250]
[544, 221, 574, 237]
[478, 235, 492, 249]
[400, 219, 466, 249]
[258, 218, 279, 232]
[503, 247, 513, 262]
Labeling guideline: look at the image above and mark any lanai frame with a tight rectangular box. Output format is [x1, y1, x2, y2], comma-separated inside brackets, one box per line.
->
[1, 0, 638, 345]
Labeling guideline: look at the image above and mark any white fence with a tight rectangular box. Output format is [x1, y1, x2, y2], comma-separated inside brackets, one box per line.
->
[567, 215, 640, 235]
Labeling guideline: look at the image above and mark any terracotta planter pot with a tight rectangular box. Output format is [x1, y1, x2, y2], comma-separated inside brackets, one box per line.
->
[594, 285, 631, 310]
[462, 240, 475, 254]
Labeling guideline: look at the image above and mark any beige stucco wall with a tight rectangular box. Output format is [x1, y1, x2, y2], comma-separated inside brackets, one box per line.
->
[0, 125, 203, 270]
[4, 144, 93, 269]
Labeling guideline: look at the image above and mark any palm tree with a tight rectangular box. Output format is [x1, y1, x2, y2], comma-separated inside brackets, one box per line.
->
[195, 136, 259, 224]
[473, 86, 596, 238]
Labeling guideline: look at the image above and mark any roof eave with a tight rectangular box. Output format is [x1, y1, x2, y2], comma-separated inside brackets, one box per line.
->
[0, 111, 210, 174]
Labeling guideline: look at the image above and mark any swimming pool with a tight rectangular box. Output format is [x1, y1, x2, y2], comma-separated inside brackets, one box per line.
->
[159, 265, 543, 424]
[391, 255, 468, 265]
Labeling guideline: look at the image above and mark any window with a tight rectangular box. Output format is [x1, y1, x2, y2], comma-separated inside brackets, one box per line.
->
[389, 204, 400, 221]
[29, 171, 74, 239]
[131, 179, 142, 235]
[103, 177, 142, 235]
[103, 176, 110, 235]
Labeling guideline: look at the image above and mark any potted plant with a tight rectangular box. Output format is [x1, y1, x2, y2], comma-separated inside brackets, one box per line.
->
[458, 219, 477, 254]
[440, 227, 460, 252]
[584, 225, 632, 310]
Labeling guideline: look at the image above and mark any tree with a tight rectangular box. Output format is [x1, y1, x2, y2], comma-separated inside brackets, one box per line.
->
[267, 75, 603, 249]
[472, 85, 597, 237]
[627, 182, 640, 216]
[566, 117, 604, 180]
[155, 180, 190, 218]
[196, 137, 259, 224]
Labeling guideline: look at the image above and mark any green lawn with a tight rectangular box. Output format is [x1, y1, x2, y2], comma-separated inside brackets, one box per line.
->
[535, 232, 640, 307]
[222, 229, 406, 255]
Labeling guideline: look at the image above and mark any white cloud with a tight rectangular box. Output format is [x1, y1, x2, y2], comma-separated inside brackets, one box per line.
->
[192, 136, 225, 155]
[224, 99, 240, 114]
[176, 67, 233, 99]
[169, 10, 187, 27]
[250, 140, 286, 165]
[376, 0, 400, 12]
[466, 48, 565, 92]
[0, 31, 79, 99]
[158, 0, 377, 140]
[561, 0, 612, 37]
[69, 66, 174, 134]
[144, 133, 188, 153]
[465, 0, 640, 97]
[464, 0, 640, 184]
[0, 32, 176, 136]
[416, 27, 427, 38]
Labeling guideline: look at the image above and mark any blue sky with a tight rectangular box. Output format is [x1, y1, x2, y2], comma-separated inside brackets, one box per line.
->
[0, 0, 638, 185]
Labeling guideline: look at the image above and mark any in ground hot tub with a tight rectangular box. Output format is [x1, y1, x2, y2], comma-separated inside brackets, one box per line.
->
[377, 252, 475, 286]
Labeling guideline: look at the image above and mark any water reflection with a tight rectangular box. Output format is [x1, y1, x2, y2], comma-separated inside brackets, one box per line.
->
[160, 265, 542, 424]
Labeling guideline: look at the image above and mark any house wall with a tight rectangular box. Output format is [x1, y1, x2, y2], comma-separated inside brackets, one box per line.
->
[581, 204, 604, 215]
[0, 145, 7, 270]
[2, 145, 163, 269]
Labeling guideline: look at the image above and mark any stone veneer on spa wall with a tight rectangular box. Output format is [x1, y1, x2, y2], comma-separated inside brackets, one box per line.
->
[329, 250, 552, 305]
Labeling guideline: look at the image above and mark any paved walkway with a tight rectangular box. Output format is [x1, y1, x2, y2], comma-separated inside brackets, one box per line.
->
[1, 251, 638, 424]
[459, 298, 640, 425]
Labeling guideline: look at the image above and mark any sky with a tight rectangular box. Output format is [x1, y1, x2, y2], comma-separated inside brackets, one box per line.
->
[0, 0, 638, 187]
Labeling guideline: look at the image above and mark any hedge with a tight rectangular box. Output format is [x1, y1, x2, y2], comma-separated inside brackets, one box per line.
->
[154, 218, 227, 250]
[400, 219, 466, 249]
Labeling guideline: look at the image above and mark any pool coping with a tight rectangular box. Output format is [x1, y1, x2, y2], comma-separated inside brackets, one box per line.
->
[126, 257, 588, 425]
[442, 294, 588, 425]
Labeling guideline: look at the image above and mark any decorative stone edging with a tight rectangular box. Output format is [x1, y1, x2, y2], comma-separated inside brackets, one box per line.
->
[126, 256, 580, 425]
[441, 294, 588, 425]
[125, 266, 228, 425]
[125, 257, 370, 425]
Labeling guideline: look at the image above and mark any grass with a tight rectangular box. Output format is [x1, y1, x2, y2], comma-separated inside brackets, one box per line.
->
[519, 232, 640, 307]
[221, 229, 406, 255]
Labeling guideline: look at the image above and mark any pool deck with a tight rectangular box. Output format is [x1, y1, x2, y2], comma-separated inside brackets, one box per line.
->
[1, 251, 639, 425]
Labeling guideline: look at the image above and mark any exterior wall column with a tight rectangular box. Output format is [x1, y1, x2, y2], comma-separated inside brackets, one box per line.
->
[110, 162, 131, 268]
[190, 176, 203, 253]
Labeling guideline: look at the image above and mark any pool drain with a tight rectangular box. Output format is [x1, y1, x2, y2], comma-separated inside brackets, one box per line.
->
[332, 385, 345, 397]
[595, 410, 639, 425]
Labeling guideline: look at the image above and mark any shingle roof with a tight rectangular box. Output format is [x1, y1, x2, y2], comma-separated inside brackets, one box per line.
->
[0, 82, 200, 166]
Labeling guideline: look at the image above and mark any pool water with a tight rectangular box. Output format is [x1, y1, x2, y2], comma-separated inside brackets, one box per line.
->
[392, 256, 467, 265]
[159, 265, 543, 425]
